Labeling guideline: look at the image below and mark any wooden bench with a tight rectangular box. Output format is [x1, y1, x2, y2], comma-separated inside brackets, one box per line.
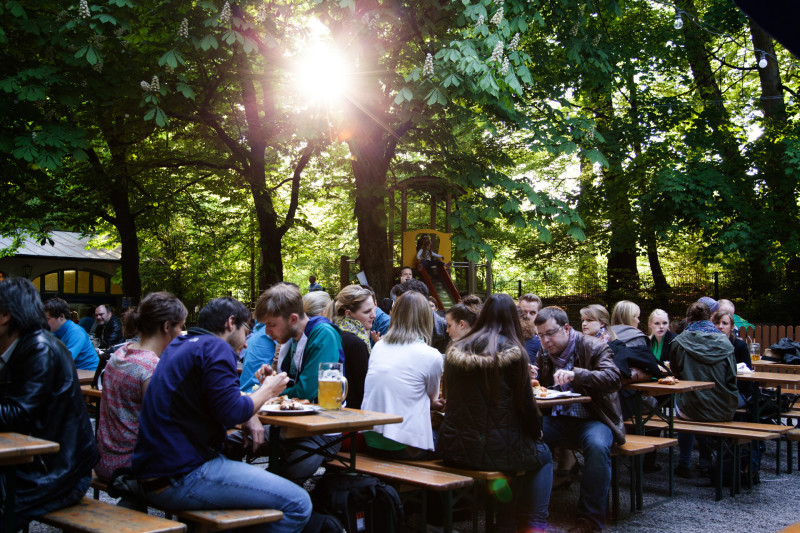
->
[669, 421, 778, 499]
[90, 476, 283, 532]
[328, 453, 473, 533]
[39, 497, 186, 533]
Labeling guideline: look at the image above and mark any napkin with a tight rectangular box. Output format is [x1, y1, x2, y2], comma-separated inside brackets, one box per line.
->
[736, 362, 753, 374]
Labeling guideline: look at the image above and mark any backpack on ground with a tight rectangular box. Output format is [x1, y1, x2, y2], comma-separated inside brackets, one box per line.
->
[309, 472, 404, 533]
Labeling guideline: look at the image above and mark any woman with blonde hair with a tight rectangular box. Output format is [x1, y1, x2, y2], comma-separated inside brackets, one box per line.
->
[580, 304, 616, 343]
[303, 290, 331, 317]
[648, 309, 674, 363]
[362, 291, 444, 459]
[325, 285, 375, 409]
[610, 300, 648, 348]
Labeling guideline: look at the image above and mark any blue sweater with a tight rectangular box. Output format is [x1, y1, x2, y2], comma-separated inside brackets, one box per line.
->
[54, 320, 99, 371]
[371, 307, 391, 347]
[132, 329, 254, 479]
[239, 322, 277, 392]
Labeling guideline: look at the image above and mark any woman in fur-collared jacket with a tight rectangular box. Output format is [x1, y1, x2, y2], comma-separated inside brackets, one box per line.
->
[438, 293, 552, 533]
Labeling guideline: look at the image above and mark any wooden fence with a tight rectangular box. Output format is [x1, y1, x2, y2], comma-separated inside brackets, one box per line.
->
[737, 325, 799, 350]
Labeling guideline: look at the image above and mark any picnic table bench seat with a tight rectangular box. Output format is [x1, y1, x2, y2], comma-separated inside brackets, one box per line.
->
[39, 497, 185, 533]
[90, 475, 283, 532]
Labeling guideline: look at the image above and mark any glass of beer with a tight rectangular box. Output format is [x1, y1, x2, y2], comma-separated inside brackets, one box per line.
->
[318, 362, 348, 410]
[750, 342, 761, 363]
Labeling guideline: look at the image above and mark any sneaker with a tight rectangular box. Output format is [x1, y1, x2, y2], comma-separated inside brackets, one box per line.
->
[674, 466, 694, 479]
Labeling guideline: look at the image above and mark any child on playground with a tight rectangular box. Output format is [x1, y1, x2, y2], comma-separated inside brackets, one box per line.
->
[416, 235, 451, 271]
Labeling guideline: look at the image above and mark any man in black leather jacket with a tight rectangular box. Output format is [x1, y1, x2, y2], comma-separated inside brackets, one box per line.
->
[0, 278, 98, 529]
[94, 304, 124, 349]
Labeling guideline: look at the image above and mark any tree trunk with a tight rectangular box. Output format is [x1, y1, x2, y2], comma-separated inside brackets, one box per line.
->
[645, 230, 670, 308]
[349, 134, 392, 299]
[677, 0, 773, 291]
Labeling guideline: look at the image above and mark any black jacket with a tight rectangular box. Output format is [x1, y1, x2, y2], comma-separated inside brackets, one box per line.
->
[97, 315, 124, 349]
[0, 329, 98, 518]
[438, 343, 547, 471]
[340, 331, 369, 410]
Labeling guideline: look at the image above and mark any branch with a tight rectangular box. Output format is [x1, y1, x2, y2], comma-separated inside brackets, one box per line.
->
[705, 45, 755, 72]
[278, 143, 319, 237]
[383, 120, 415, 168]
[131, 174, 212, 218]
[169, 111, 251, 170]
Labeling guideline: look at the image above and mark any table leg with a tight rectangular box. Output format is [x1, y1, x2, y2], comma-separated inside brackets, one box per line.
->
[776, 386, 782, 475]
[668, 393, 675, 497]
[267, 425, 281, 474]
[3, 466, 15, 533]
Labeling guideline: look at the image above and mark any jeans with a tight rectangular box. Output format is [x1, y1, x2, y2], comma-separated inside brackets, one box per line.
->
[543, 416, 613, 530]
[143, 455, 311, 533]
[494, 441, 553, 533]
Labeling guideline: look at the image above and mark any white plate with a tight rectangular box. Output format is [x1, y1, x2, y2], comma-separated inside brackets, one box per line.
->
[260, 404, 320, 416]
[536, 390, 582, 399]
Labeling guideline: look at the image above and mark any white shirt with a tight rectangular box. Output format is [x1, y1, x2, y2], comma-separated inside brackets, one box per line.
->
[362, 339, 444, 450]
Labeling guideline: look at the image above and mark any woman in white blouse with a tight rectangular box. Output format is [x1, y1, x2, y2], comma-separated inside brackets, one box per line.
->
[361, 291, 444, 459]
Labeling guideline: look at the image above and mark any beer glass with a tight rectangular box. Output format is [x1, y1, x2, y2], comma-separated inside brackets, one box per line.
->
[318, 362, 348, 410]
[750, 342, 761, 363]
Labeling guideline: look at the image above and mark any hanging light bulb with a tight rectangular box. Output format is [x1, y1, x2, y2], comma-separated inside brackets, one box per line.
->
[674, 11, 683, 30]
[758, 52, 768, 69]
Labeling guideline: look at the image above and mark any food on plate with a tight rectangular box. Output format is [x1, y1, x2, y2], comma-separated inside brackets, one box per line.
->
[533, 385, 552, 398]
[657, 376, 679, 385]
[531, 379, 540, 388]
[279, 398, 306, 411]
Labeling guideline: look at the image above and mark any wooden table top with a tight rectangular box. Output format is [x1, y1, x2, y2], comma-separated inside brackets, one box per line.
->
[624, 380, 716, 395]
[736, 371, 800, 385]
[77, 369, 94, 385]
[0, 432, 60, 466]
[258, 408, 403, 439]
[536, 395, 592, 408]
[80, 385, 102, 399]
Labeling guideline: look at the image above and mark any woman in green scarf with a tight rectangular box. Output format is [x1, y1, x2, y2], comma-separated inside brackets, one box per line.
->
[325, 285, 376, 409]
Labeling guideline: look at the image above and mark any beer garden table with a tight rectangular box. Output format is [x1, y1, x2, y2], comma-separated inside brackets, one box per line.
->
[257, 408, 402, 475]
[624, 380, 715, 500]
[0, 433, 60, 533]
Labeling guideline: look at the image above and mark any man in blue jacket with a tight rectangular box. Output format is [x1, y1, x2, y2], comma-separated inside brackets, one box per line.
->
[132, 297, 311, 532]
[44, 298, 99, 371]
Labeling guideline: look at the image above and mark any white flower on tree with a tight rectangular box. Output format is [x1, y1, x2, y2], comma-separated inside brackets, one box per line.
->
[490, 40, 504, 62]
[220, 1, 231, 24]
[490, 7, 503, 26]
[509, 32, 520, 50]
[78, 0, 90, 19]
[501, 56, 509, 74]
[178, 18, 189, 39]
[422, 53, 434, 76]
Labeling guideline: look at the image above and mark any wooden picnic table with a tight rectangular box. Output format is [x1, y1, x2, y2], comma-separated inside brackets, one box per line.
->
[736, 371, 800, 423]
[257, 407, 402, 475]
[623, 380, 715, 500]
[535, 395, 592, 408]
[0, 433, 60, 533]
[77, 369, 94, 385]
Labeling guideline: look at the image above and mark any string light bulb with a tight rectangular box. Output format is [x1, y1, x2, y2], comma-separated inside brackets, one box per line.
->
[758, 52, 768, 69]
[674, 11, 683, 30]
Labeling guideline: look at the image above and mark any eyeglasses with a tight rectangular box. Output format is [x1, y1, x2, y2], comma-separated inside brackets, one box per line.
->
[539, 326, 564, 340]
[239, 323, 252, 334]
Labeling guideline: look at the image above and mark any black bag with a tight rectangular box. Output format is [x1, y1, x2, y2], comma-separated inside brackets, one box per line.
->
[748, 389, 799, 420]
[310, 473, 404, 533]
[302, 511, 345, 533]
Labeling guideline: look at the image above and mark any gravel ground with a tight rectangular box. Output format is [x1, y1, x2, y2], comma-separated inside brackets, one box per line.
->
[26, 438, 799, 533]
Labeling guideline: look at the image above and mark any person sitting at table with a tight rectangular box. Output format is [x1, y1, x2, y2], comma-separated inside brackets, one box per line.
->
[43, 297, 100, 371]
[253, 282, 344, 481]
[648, 309, 675, 365]
[439, 293, 552, 533]
[580, 304, 616, 343]
[533, 306, 623, 533]
[95, 292, 187, 490]
[610, 300, 648, 348]
[94, 304, 125, 350]
[711, 309, 753, 407]
[0, 278, 98, 530]
[362, 291, 444, 460]
[445, 296, 481, 344]
[132, 296, 311, 530]
[671, 301, 737, 479]
[324, 285, 376, 410]
[303, 290, 331, 317]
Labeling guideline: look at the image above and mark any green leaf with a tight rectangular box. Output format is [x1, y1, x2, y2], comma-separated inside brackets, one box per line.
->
[108, 0, 134, 7]
[158, 50, 178, 69]
[143, 108, 156, 121]
[176, 82, 196, 100]
[199, 35, 218, 51]
[243, 37, 258, 54]
[6, 1, 26, 17]
[567, 226, 586, 241]
[154, 108, 168, 127]
[97, 14, 117, 25]
[19, 85, 45, 101]
[72, 149, 88, 162]
[74, 45, 88, 59]
[84, 46, 99, 66]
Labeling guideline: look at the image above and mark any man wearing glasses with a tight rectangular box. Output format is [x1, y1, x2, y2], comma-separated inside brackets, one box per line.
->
[533, 307, 623, 533]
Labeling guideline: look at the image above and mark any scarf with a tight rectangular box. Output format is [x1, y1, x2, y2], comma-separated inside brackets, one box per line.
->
[336, 316, 371, 353]
[549, 327, 579, 369]
[595, 326, 611, 344]
[685, 320, 723, 335]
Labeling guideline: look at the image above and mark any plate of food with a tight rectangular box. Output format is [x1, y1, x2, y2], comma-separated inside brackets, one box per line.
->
[533, 386, 581, 399]
[260, 397, 319, 415]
